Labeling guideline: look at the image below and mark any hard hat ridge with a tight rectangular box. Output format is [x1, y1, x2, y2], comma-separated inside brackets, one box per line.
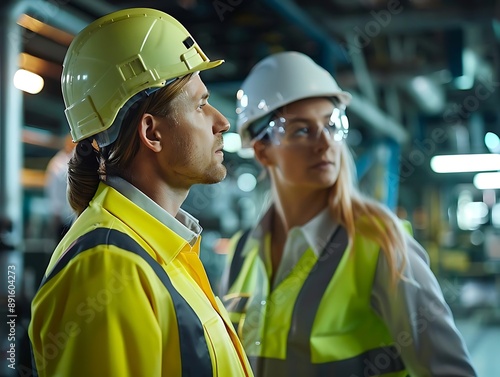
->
[62, 8, 224, 144]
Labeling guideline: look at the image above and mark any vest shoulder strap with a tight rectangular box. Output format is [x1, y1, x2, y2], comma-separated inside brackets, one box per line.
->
[33, 227, 212, 377]
[227, 228, 251, 290]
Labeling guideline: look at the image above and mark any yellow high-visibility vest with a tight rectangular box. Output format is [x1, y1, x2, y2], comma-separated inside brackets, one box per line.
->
[29, 182, 253, 377]
[223, 226, 408, 377]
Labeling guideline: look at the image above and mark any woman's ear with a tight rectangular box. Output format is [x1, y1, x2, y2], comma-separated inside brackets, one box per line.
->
[138, 113, 162, 152]
[253, 140, 273, 167]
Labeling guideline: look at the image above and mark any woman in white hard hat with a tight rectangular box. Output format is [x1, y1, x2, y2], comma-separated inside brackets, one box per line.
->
[29, 8, 253, 377]
[220, 51, 477, 377]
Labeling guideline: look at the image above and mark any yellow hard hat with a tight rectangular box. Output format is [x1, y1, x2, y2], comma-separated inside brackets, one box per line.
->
[62, 8, 224, 145]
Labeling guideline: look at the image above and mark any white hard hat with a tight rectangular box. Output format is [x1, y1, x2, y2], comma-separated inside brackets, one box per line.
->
[236, 51, 351, 147]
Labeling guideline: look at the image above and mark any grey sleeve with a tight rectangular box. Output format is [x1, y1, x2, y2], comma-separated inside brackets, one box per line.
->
[371, 234, 477, 376]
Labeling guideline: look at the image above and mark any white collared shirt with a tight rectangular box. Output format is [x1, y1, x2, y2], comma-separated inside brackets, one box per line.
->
[105, 176, 202, 246]
[273, 208, 338, 288]
[258, 205, 475, 376]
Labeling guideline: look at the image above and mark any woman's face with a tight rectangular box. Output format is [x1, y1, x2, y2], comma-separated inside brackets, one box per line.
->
[255, 97, 344, 193]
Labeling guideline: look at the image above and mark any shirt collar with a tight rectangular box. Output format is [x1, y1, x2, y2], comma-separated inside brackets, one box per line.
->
[105, 176, 202, 246]
[257, 205, 338, 257]
[301, 207, 338, 256]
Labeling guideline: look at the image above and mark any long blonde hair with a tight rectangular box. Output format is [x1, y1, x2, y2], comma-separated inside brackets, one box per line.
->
[329, 142, 408, 287]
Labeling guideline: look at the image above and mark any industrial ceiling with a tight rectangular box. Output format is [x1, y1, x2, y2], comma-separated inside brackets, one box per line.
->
[3, 0, 500, 188]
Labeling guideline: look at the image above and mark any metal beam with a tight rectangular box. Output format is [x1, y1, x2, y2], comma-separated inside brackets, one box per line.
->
[317, 6, 493, 37]
[263, 0, 350, 71]
[262, 0, 408, 144]
[20, 0, 92, 35]
[349, 92, 409, 144]
[1, 0, 24, 251]
[0, 0, 91, 250]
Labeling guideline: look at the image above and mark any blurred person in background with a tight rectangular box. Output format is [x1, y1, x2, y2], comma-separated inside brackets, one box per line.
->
[220, 51, 477, 377]
[29, 8, 253, 377]
[45, 133, 76, 241]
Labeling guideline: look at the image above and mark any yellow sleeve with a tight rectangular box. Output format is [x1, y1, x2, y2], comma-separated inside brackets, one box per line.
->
[29, 245, 180, 377]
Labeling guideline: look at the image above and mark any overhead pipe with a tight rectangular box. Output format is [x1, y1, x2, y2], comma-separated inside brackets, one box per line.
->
[1, 0, 23, 253]
[323, 6, 493, 36]
[263, 0, 409, 144]
[349, 92, 409, 144]
[263, 0, 349, 74]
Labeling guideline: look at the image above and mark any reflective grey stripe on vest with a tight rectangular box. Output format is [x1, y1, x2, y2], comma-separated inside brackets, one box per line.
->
[248, 345, 406, 377]
[251, 226, 406, 377]
[228, 229, 251, 289]
[30, 228, 212, 377]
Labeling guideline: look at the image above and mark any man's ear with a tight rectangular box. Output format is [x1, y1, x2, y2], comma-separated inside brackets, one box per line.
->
[253, 140, 273, 167]
[138, 113, 162, 152]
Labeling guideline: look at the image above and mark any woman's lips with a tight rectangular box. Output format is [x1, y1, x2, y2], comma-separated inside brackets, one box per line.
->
[312, 161, 333, 168]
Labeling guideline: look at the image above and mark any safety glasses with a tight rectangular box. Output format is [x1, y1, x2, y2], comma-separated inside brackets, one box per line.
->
[254, 106, 349, 146]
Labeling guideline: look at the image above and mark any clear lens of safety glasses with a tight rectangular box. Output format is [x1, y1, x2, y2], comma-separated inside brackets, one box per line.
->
[256, 107, 349, 146]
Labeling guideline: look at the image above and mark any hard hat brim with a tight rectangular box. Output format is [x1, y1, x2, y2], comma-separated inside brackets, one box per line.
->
[198, 59, 225, 73]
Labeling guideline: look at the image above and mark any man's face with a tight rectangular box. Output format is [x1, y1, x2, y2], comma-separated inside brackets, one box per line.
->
[156, 74, 229, 189]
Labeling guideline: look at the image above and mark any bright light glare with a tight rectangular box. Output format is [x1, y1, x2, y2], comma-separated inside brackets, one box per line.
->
[411, 76, 431, 92]
[237, 148, 255, 159]
[13, 69, 44, 94]
[237, 173, 257, 192]
[464, 202, 489, 219]
[457, 189, 489, 230]
[222, 132, 242, 153]
[491, 204, 500, 227]
[485, 132, 500, 152]
[474, 172, 500, 190]
[430, 154, 500, 173]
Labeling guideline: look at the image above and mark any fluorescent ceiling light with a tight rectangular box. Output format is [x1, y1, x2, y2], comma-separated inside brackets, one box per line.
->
[13, 69, 44, 94]
[485, 132, 500, 153]
[430, 154, 500, 173]
[474, 172, 500, 190]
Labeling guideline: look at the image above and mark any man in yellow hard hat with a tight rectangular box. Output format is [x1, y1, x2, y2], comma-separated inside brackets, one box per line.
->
[28, 8, 253, 377]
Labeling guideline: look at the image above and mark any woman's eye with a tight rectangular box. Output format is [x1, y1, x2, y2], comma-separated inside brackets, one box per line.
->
[293, 127, 309, 136]
[287, 123, 310, 136]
